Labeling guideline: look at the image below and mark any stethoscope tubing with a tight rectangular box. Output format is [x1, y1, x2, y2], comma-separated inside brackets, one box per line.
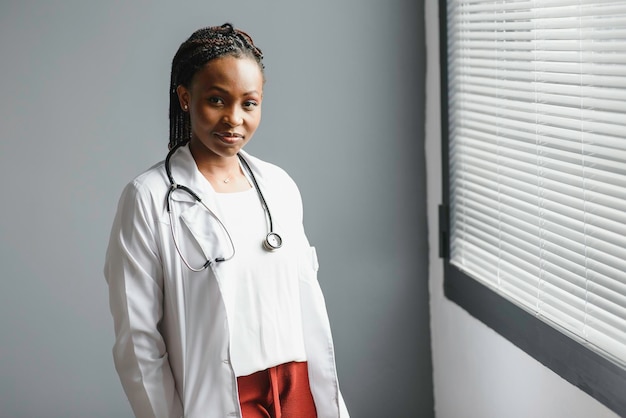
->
[164, 143, 281, 270]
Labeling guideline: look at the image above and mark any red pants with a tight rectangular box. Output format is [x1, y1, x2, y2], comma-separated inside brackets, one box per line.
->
[237, 361, 317, 418]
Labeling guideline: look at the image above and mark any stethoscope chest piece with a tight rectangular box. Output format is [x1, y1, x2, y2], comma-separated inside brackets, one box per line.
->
[263, 232, 283, 251]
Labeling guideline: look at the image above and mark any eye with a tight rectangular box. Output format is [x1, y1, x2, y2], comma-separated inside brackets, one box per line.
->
[243, 100, 259, 110]
[208, 96, 224, 106]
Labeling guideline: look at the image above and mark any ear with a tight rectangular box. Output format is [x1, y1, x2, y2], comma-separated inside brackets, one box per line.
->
[176, 85, 190, 111]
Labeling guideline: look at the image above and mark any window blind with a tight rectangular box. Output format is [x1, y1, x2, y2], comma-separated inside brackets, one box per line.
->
[447, 0, 626, 367]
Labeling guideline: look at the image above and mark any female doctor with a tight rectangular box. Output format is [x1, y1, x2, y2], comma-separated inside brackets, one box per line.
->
[104, 23, 349, 418]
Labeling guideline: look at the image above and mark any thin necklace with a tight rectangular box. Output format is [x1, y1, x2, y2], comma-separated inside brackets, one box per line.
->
[201, 165, 238, 184]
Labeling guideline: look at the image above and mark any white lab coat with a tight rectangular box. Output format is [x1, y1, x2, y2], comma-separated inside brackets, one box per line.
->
[104, 145, 349, 418]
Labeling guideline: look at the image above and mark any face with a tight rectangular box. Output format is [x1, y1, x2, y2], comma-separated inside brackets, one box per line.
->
[177, 56, 264, 163]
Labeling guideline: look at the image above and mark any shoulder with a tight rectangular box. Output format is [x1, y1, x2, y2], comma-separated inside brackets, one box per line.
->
[131, 160, 167, 190]
[117, 160, 168, 212]
[240, 151, 298, 191]
[240, 151, 305, 223]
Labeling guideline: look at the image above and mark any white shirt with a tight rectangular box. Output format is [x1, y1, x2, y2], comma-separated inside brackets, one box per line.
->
[216, 188, 307, 377]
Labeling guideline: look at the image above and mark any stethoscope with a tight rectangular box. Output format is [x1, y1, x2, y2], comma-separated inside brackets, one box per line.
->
[165, 143, 283, 271]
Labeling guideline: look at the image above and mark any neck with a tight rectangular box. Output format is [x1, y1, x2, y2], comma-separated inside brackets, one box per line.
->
[189, 141, 239, 172]
[188, 141, 248, 191]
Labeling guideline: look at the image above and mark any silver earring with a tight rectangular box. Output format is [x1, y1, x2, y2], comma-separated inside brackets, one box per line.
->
[183, 104, 188, 111]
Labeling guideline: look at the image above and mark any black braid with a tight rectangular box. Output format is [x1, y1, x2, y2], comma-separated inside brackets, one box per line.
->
[168, 23, 264, 149]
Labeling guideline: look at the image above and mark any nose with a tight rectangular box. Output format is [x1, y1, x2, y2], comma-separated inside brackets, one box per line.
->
[223, 106, 243, 127]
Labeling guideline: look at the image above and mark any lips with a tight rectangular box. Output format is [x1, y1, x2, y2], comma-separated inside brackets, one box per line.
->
[214, 131, 244, 144]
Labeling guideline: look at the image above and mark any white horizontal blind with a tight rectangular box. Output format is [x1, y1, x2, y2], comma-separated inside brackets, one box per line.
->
[447, 0, 626, 367]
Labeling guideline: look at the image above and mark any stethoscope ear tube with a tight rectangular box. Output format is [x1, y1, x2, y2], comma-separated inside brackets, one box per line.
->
[165, 143, 179, 186]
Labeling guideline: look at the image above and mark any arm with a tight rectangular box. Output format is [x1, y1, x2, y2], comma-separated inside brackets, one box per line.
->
[104, 181, 183, 418]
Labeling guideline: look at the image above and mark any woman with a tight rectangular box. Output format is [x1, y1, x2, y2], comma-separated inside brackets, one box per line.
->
[104, 23, 349, 418]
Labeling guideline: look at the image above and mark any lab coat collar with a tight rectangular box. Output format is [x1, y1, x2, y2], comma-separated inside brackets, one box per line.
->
[167, 144, 260, 204]
[167, 144, 216, 204]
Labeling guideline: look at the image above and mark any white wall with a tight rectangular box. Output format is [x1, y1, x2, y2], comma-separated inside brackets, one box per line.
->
[424, 1, 619, 417]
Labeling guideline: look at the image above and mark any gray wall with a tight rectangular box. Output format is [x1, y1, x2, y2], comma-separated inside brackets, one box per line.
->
[0, 1, 431, 417]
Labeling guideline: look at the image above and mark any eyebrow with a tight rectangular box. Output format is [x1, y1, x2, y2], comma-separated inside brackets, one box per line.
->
[204, 85, 261, 96]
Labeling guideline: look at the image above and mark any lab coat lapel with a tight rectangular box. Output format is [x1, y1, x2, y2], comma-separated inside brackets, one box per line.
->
[167, 145, 229, 266]
[238, 150, 277, 217]
[238, 150, 292, 236]
[168, 144, 217, 206]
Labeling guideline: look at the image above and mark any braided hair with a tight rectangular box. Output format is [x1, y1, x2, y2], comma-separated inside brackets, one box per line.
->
[168, 23, 264, 149]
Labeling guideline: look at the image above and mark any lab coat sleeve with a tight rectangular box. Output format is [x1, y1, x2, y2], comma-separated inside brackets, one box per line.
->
[104, 181, 183, 418]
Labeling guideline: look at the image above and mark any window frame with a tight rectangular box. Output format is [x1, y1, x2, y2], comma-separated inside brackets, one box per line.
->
[438, 1, 626, 416]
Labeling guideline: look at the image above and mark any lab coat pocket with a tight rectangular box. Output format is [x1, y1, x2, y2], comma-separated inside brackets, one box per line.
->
[298, 246, 320, 284]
